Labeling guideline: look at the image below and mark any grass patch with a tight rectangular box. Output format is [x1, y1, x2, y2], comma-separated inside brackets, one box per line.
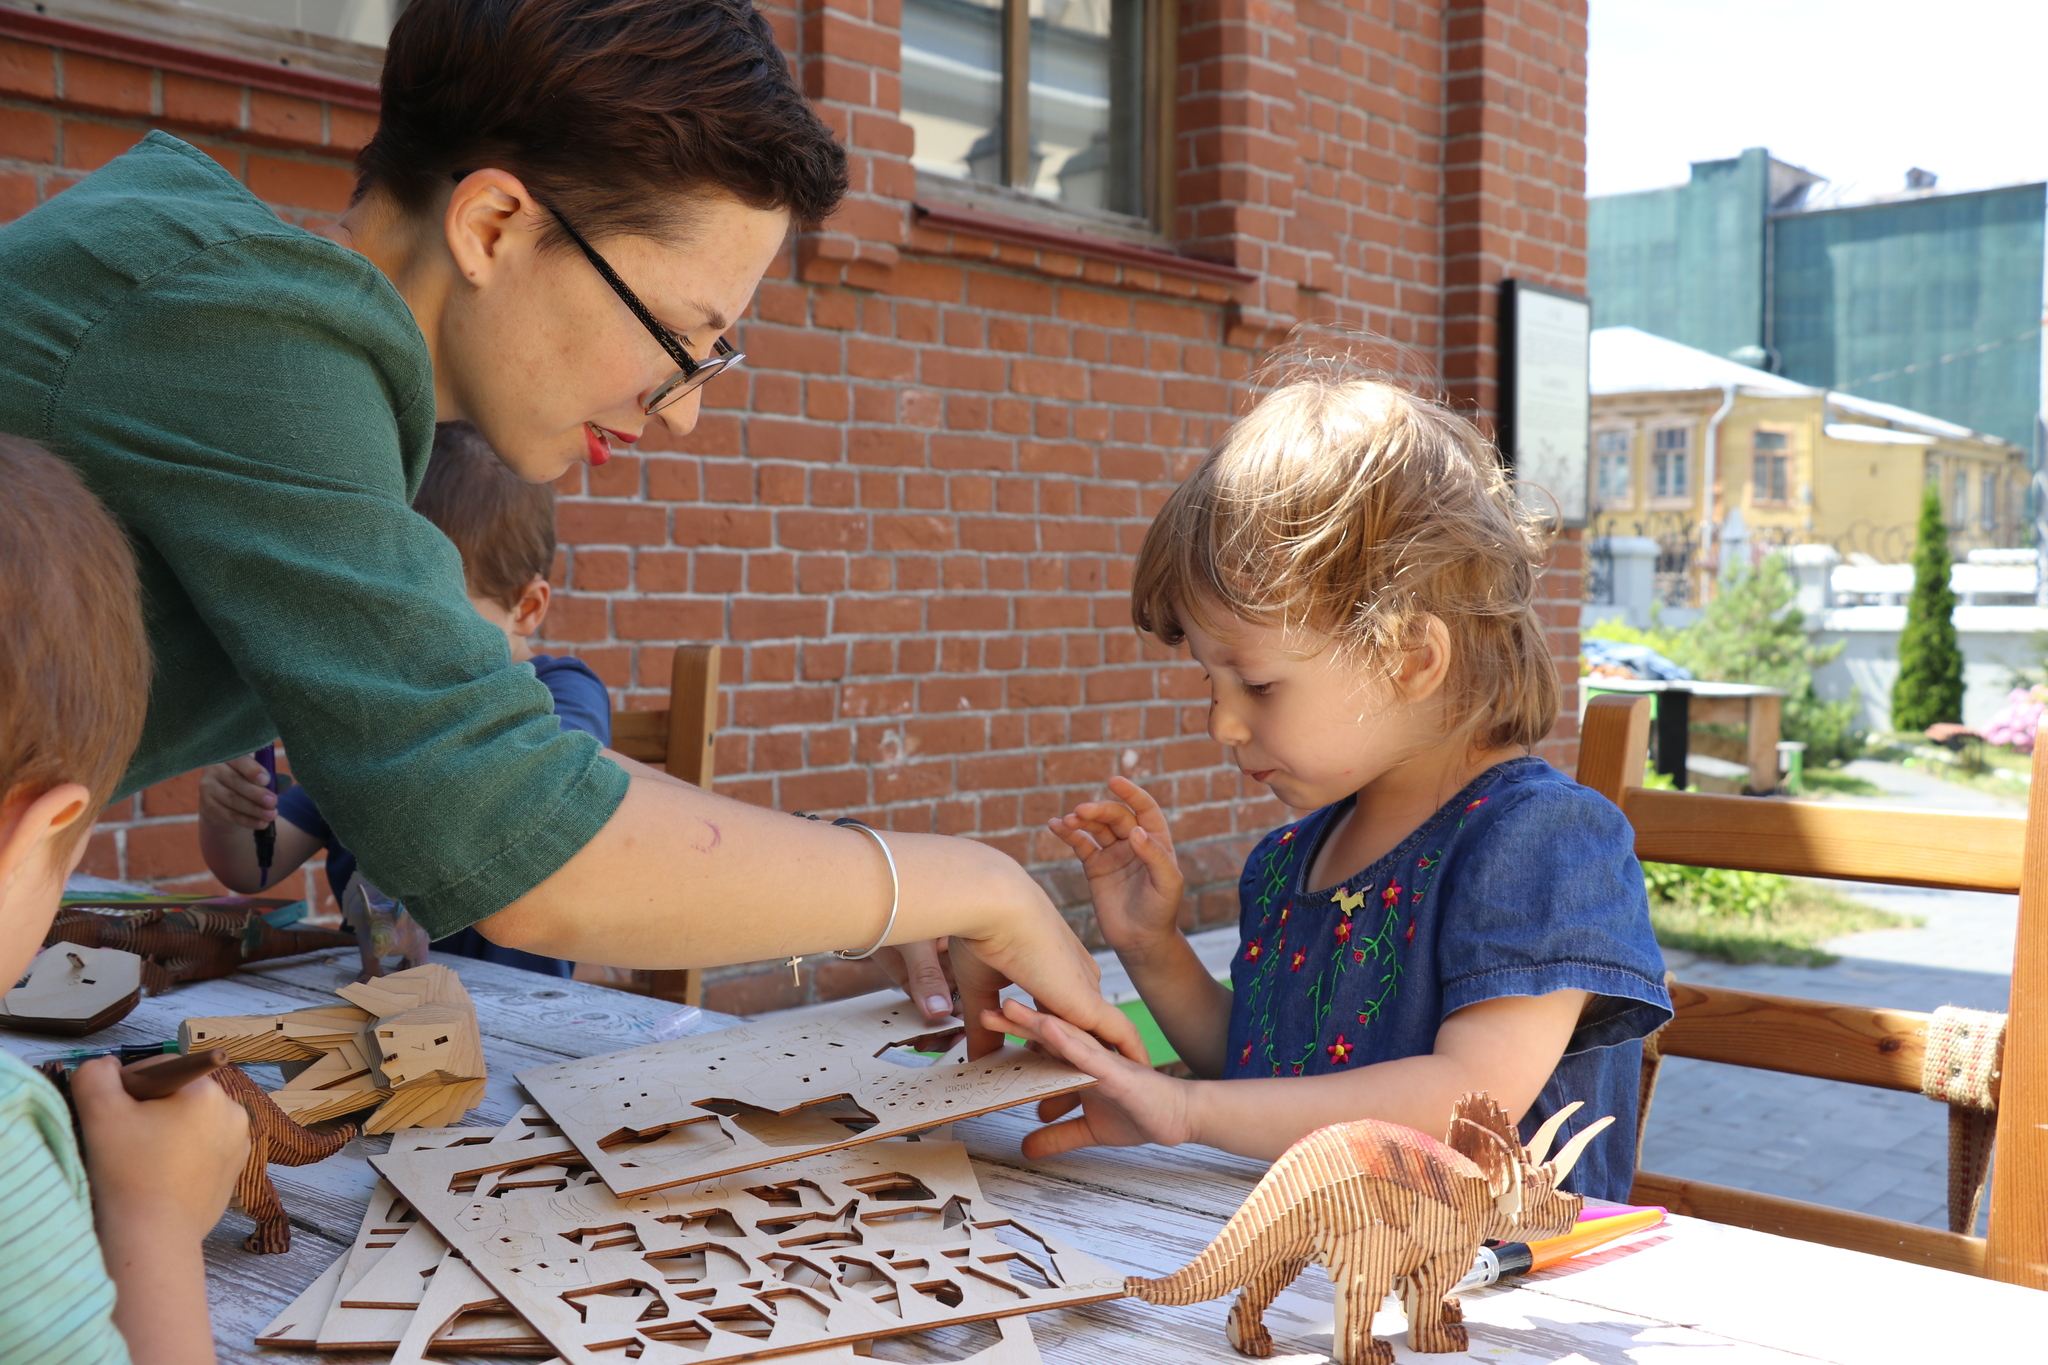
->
[1798, 767, 1884, 797]
[1646, 864, 1918, 966]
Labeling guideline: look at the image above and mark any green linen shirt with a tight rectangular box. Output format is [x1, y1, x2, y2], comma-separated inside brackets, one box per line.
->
[0, 132, 629, 936]
[0, 1053, 129, 1364]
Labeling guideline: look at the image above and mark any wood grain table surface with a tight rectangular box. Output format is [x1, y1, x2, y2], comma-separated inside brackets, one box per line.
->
[4, 951, 2041, 1364]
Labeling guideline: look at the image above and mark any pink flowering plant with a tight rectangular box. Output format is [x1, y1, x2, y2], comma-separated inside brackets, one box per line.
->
[1982, 685, 2048, 753]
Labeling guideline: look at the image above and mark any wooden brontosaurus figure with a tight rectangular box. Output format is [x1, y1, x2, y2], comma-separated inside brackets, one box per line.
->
[209, 1064, 360, 1253]
[1125, 1093, 1614, 1365]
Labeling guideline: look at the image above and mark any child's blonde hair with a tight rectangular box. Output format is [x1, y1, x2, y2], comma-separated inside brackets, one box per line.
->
[1131, 363, 1559, 751]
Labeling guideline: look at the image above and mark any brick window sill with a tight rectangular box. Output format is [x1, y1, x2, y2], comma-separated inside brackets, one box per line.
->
[910, 199, 1255, 294]
[0, 4, 380, 107]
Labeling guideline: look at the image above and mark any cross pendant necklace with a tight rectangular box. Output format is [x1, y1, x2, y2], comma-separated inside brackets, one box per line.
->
[787, 954, 802, 985]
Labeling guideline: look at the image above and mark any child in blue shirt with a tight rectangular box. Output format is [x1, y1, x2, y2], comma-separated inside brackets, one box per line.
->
[994, 366, 1673, 1201]
[0, 435, 248, 1364]
[196, 422, 608, 978]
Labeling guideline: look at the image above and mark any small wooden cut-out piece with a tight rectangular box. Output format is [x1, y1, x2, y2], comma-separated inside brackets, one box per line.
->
[1124, 1093, 1617, 1364]
[0, 944, 143, 1035]
[516, 990, 1091, 1195]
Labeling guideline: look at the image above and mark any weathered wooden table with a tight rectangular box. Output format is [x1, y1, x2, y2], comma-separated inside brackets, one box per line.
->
[5, 953, 2040, 1363]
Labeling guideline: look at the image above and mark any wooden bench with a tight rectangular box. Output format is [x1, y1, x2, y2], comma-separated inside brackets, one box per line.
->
[1576, 693, 2047, 1287]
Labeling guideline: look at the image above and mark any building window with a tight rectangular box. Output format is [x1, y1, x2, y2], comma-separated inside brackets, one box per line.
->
[1651, 427, 1689, 500]
[1593, 429, 1632, 506]
[903, 0, 1162, 222]
[1751, 429, 1789, 504]
[1953, 467, 1969, 528]
[1982, 470, 1998, 531]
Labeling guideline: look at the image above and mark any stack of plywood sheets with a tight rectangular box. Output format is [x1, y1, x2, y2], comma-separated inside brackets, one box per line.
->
[261, 993, 1115, 1364]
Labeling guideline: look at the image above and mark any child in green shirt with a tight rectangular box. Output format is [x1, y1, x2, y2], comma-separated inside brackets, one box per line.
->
[0, 435, 250, 1365]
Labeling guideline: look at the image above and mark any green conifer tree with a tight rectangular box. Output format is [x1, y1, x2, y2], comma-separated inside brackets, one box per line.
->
[1890, 483, 1964, 732]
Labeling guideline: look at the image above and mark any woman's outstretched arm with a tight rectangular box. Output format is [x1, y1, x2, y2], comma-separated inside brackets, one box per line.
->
[480, 756, 1144, 1061]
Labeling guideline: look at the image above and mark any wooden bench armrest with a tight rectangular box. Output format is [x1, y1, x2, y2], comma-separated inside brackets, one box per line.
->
[1659, 981, 1936, 1093]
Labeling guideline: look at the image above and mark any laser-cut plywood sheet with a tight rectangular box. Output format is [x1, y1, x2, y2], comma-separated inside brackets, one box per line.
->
[515, 993, 1093, 1196]
[372, 1133, 1122, 1365]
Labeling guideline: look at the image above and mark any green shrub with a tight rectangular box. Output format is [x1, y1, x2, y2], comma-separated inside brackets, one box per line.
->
[1641, 861, 1791, 917]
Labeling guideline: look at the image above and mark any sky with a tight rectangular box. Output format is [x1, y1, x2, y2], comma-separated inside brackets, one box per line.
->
[1587, 0, 2048, 201]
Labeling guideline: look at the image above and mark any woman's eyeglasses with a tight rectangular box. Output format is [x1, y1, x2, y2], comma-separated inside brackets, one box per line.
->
[541, 201, 743, 415]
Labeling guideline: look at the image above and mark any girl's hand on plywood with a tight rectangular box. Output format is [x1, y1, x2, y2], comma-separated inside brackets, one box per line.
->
[1047, 775, 1186, 959]
[989, 998, 1192, 1157]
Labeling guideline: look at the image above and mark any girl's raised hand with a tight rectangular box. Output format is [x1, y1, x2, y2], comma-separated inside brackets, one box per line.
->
[1046, 776, 1185, 957]
[987, 999, 1192, 1157]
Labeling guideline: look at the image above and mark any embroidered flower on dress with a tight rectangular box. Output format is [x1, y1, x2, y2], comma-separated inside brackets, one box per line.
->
[1326, 1035, 1354, 1065]
[1244, 937, 1263, 963]
[1334, 918, 1352, 944]
[1382, 882, 1401, 908]
[1405, 917, 1416, 945]
[1353, 948, 1365, 962]
[1240, 1041, 1253, 1066]
[1289, 948, 1306, 972]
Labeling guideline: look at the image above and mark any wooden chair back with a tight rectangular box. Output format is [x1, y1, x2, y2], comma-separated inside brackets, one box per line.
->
[596, 644, 721, 1007]
[1577, 693, 2047, 1287]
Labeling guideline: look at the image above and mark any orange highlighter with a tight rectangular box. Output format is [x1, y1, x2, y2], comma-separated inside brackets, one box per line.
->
[1456, 1206, 1666, 1291]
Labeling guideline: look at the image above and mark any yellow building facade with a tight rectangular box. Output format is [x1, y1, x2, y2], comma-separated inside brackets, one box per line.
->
[1588, 329, 2026, 603]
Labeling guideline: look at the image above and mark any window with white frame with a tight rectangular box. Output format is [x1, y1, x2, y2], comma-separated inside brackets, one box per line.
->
[1982, 470, 1998, 530]
[1593, 429, 1632, 506]
[1751, 429, 1789, 503]
[1651, 427, 1689, 501]
[902, 0, 1162, 222]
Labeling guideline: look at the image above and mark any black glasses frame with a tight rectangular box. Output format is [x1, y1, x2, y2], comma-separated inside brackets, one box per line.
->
[540, 201, 743, 415]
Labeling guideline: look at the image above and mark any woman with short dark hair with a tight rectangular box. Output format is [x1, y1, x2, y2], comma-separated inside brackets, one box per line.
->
[0, 0, 1136, 1057]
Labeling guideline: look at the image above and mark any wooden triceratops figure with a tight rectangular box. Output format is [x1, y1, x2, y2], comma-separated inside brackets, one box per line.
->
[1125, 1093, 1614, 1365]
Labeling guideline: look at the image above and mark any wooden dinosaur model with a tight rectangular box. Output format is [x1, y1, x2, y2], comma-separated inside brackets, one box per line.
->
[210, 1063, 361, 1254]
[1124, 1093, 1614, 1365]
[181, 962, 486, 1132]
[45, 901, 355, 994]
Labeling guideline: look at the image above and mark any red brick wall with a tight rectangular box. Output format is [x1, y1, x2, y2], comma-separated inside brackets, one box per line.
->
[1, 2, 1589, 1016]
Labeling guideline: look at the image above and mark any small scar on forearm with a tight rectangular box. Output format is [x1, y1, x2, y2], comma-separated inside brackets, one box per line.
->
[687, 819, 722, 853]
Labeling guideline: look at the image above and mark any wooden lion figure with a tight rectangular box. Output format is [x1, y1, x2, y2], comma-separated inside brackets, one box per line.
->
[1126, 1093, 1613, 1364]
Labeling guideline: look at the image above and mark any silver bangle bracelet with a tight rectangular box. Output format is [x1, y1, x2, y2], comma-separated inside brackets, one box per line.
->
[831, 818, 899, 960]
